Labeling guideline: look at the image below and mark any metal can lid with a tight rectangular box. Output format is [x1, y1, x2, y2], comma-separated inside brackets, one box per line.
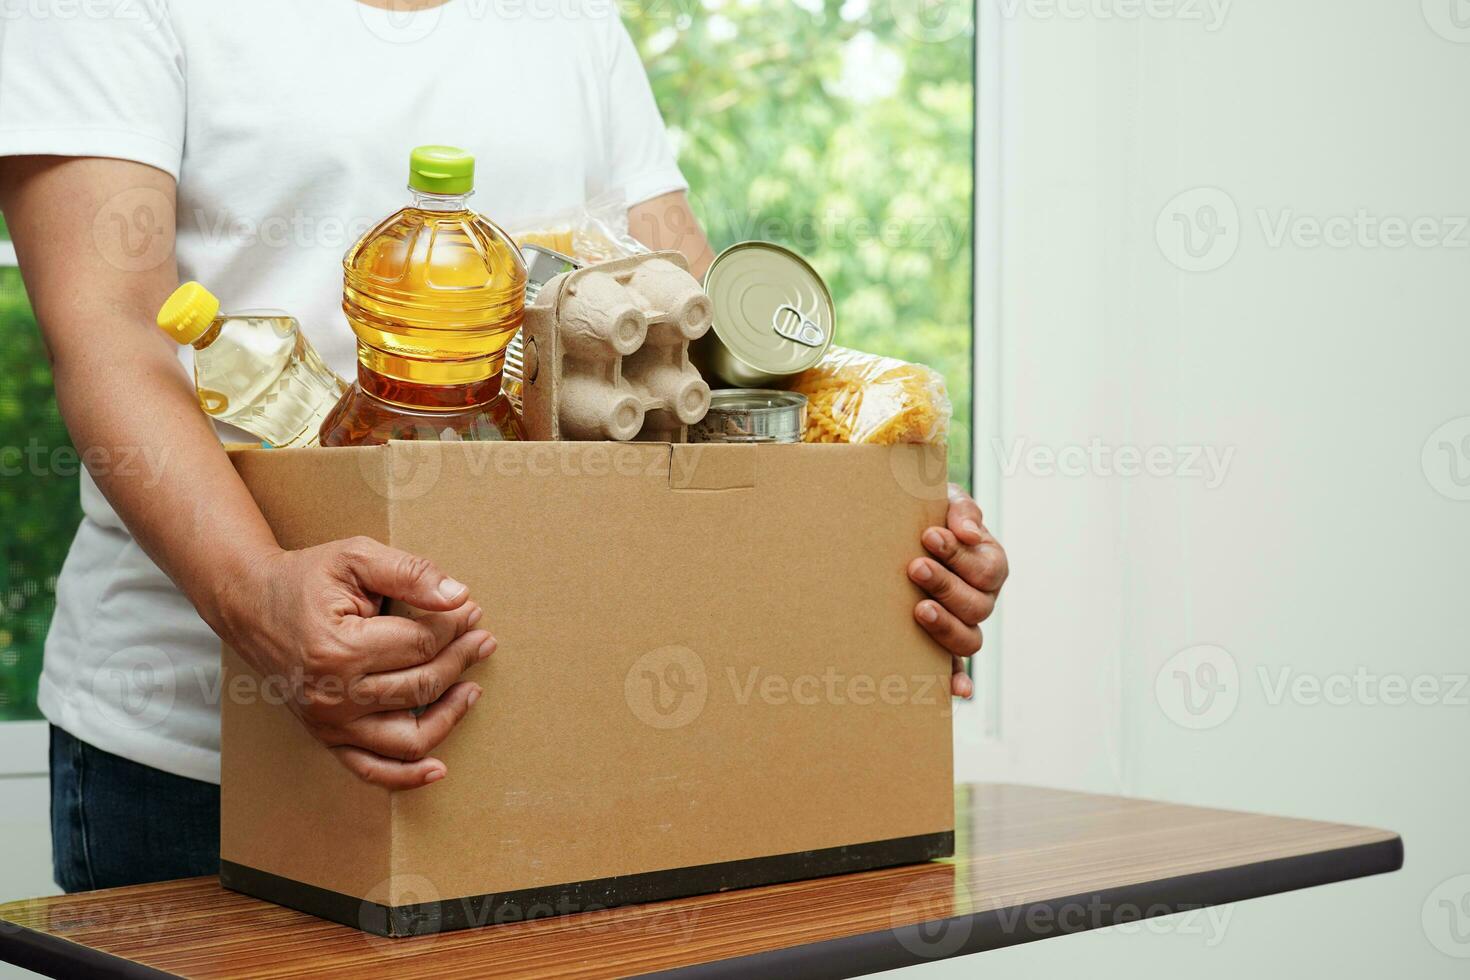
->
[703, 242, 835, 378]
[707, 389, 808, 414]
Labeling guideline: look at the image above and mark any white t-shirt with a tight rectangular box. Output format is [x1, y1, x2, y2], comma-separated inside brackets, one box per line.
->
[0, 0, 686, 782]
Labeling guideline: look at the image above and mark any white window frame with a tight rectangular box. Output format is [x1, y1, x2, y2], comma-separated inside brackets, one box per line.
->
[954, 0, 1012, 781]
[0, 721, 48, 777]
[973, 0, 1003, 735]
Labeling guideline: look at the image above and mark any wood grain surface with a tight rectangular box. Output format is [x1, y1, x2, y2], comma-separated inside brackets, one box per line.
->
[0, 784, 1402, 979]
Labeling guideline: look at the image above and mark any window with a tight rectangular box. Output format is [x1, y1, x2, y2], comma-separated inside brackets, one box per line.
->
[627, 0, 975, 486]
[0, 217, 80, 722]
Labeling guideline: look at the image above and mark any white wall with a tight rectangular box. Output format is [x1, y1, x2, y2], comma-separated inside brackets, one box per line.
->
[0, 723, 56, 980]
[943, 0, 1470, 976]
[0, 775, 52, 906]
[0, 723, 55, 907]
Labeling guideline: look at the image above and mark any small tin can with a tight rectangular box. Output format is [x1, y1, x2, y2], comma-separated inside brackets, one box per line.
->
[689, 390, 808, 444]
[694, 242, 835, 388]
[521, 243, 581, 305]
[505, 244, 582, 407]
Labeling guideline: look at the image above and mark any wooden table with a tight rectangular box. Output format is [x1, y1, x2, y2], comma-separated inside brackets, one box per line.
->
[0, 784, 1402, 979]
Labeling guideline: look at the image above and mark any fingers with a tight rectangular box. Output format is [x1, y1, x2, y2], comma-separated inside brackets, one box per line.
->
[908, 556, 995, 626]
[915, 599, 983, 658]
[330, 681, 481, 764]
[912, 487, 1005, 664]
[946, 484, 985, 545]
[327, 678, 486, 788]
[951, 656, 974, 699]
[351, 629, 496, 712]
[330, 746, 448, 791]
[350, 602, 483, 672]
[339, 536, 470, 611]
[920, 526, 1010, 595]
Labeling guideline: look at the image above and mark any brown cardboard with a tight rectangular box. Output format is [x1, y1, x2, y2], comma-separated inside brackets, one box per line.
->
[222, 441, 955, 935]
[523, 252, 712, 443]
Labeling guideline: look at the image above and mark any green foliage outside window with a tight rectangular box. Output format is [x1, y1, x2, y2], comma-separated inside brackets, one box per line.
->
[629, 0, 975, 484]
[0, 265, 80, 720]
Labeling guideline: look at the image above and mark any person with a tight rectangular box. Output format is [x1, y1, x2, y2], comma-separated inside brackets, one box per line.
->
[0, 0, 1009, 893]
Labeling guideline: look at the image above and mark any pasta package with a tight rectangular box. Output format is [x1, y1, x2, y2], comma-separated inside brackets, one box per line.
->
[510, 191, 649, 266]
[787, 346, 951, 446]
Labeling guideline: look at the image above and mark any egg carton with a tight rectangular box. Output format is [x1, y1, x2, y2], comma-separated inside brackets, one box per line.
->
[521, 251, 713, 442]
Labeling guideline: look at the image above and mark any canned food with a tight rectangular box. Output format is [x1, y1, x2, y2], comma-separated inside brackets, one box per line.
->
[694, 242, 835, 388]
[505, 244, 582, 408]
[689, 390, 808, 444]
[521, 243, 581, 305]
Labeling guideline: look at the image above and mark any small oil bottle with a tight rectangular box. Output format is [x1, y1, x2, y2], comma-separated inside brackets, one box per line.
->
[319, 145, 527, 446]
[156, 283, 347, 448]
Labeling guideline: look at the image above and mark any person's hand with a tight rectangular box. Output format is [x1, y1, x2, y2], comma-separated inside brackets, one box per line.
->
[211, 536, 494, 790]
[907, 484, 1009, 698]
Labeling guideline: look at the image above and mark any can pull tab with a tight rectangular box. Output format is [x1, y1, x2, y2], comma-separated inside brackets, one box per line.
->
[771, 304, 827, 349]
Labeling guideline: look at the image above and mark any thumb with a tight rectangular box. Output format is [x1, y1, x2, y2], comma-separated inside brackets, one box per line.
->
[341, 537, 469, 611]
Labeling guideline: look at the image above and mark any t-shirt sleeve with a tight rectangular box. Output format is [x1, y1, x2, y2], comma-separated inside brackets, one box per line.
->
[599, 13, 688, 207]
[0, 0, 185, 178]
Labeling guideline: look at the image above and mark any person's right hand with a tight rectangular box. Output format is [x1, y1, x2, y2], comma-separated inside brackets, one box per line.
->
[211, 536, 494, 790]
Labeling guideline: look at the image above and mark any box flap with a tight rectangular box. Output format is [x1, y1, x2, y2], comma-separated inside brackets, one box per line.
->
[669, 444, 757, 491]
[229, 444, 391, 549]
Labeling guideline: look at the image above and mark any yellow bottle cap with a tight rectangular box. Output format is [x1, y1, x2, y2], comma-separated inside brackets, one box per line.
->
[157, 282, 221, 345]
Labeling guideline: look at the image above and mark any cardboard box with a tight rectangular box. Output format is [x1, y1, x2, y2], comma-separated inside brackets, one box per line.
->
[221, 441, 955, 936]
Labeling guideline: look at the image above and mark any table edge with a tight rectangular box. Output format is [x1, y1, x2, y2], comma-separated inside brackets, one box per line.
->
[0, 923, 178, 980]
[640, 834, 1405, 980]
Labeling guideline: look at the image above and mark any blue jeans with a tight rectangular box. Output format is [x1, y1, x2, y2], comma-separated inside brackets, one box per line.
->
[49, 726, 219, 893]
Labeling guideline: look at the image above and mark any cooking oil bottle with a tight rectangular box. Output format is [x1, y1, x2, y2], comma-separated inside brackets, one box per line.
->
[319, 145, 527, 446]
[156, 283, 346, 448]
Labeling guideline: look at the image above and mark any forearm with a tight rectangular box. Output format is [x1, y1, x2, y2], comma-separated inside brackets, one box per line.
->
[1, 154, 279, 633]
[51, 340, 280, 630]
[628, 191, 717, 279]
[2, 158, 490, 789]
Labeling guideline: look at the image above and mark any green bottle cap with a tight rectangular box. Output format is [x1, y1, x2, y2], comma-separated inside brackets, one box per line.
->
[409, 145, 475, 195]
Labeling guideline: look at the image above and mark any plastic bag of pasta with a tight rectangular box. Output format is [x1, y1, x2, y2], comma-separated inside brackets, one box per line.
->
[510, 191, 648, 266]
[787, 346, 952, 445]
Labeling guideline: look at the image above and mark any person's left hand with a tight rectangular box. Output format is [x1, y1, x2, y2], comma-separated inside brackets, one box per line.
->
[907, 484, 1009, 698]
